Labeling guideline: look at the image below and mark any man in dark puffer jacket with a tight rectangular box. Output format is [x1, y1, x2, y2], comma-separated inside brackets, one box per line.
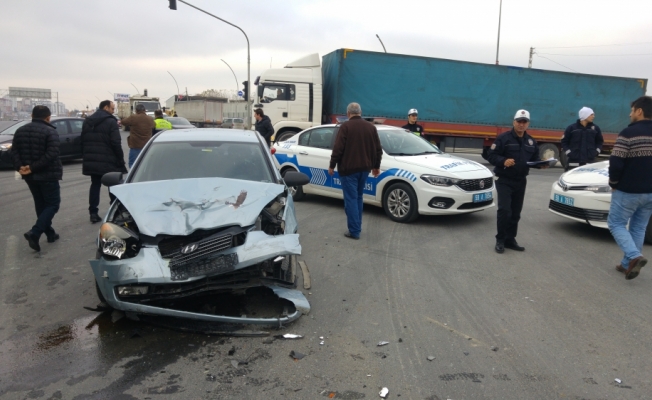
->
[12, 105, 62, 252]
[81, 100, 127, 223]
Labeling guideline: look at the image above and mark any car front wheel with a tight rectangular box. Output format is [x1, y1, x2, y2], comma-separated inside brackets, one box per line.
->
[383, 182, 419, 222]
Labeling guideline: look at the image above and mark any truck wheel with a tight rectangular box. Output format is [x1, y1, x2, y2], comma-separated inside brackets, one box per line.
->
[276, 130, 299, 143]
[383, 182, 419, 223]
[646, 215, 652, 245]
[539, 143, 559, 166]
[283, 168, 306, 201]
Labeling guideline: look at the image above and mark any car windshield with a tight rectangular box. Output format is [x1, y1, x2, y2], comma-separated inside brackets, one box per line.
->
[378, 128, 442, 156]
[167, 117, 191, 125]
[137, 102, 159, 112]
[131, 141, 274, 183]
[0, 120, 29, 136]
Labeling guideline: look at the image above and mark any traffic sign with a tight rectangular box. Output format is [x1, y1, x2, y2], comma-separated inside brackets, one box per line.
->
[237, 90, 244, 97]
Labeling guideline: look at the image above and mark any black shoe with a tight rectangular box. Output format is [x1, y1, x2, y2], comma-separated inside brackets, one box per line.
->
[495, 241, 504, 254]
[90, 214, 102, 224]
[24, 231, 41, 252]
[344, 231, 359, 240]
[504, 239, 525, 251]
[47, 233, 60, 243]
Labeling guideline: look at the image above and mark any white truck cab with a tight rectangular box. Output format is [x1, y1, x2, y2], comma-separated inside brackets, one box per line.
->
[254, 53, 322, 142]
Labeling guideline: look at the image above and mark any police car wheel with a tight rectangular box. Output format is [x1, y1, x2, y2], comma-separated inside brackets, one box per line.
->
[646, 215, 652, 245]
[282, 168, 305, 201]
[383, 182, 419, 223]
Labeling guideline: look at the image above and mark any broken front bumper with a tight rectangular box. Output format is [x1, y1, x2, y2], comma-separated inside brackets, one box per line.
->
[89, 232, 310, 326]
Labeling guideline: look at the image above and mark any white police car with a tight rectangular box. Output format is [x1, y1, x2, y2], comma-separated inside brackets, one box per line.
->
[549, 160, 652, 243]
[272, 124, 496, 222]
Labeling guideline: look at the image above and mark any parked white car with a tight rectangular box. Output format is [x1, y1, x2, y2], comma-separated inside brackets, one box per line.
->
[272, 124, 496, 222]
[548, 160, 652, 243]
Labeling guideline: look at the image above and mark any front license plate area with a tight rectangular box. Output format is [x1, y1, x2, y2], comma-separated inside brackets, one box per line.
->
[473, 191, 493, 203]
[170, 253, 238, 281]
[554, 194, 574, 207]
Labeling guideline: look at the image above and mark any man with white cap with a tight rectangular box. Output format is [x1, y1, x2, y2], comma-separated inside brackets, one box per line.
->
[561, 107, 604, 171]
[487, 109, 548, 253]
[402, 108, 424, 138]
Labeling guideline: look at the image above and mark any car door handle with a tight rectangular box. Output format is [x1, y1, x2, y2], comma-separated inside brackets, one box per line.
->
[299, 151, 309, 155]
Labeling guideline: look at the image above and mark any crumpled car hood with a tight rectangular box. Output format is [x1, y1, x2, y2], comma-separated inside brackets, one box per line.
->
[110, 178, 285, 237]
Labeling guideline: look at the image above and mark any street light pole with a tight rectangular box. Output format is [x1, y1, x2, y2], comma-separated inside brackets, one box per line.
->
[130, 83, 140, 95]
[376, 34, 387, 53]
[221, 59, 239, 96]
[495, 0, 502, 65]
[167, 71, 180, 96]
[175, 0, 251, 129]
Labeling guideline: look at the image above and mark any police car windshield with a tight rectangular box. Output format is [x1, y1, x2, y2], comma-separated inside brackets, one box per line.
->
[380, 128, 441, 156]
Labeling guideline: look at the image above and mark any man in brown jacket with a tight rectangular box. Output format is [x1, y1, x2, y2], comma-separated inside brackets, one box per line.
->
[121, 104, 155, 167]
[328, 102, 382, 239]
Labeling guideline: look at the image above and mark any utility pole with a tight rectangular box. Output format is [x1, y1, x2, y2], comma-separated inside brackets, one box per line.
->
[221, 59, 239, 93]
[167, 71, 180, 96]
[528, 47, 534, 68]
[376, 34, 387, 53]
[495, 0, 502, 65]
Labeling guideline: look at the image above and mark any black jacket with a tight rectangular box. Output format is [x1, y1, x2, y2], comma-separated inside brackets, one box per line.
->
[401, 122, 424, 137]
[255, 115, 274, 143]
[561, 120, 604, 163]
[81, 109, 127, 176]
[12, 119, 63, 181]
[487, 129, 541, 179]
[609, 119, 652, 193]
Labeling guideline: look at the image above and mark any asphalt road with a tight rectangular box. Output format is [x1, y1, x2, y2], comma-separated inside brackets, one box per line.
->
[0, 135, 650, 399]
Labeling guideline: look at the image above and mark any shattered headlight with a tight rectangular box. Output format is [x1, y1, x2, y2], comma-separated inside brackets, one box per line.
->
[421, 175, 461, 187]
[254, 196, 287, 235]
[584, 185, 611, 193]
[99, 222, 140, 259]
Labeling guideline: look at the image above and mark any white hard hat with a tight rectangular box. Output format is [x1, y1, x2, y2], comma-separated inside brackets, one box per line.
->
[408, 108, 418, 115]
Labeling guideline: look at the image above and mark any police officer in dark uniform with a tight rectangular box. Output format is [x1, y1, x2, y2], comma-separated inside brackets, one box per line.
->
[402, 108, 424, 137]
[561, 107, 604, 171]
[487, 109, 549, 253]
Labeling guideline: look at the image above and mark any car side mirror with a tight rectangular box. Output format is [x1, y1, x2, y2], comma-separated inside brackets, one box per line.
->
[101, 172, 124, 187]
[282, 171, 309, 187]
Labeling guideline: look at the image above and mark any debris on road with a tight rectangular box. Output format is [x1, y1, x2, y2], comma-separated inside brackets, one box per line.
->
[379, 387, 389, 398]
[377, 341, 390, 346]
[427, 356, 435, 361]
[276, 333, 303, 339]
[262, 337, 275, 344]
[299, 261, 311, 289]
[491, 346, 499, 351]
[111, 310, 125, 323]
[289, 350, 306, 360]
[398, 338, 403, 343]
[615, 378, 622, 384]
[320, 341, 325, 345]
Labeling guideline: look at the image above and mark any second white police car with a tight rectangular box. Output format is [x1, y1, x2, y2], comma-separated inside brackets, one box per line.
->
[272, 124, 496, 222]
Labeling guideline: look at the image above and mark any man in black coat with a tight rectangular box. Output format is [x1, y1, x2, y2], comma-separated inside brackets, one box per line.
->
[12, 105, 62, 252]
[81, 100, 127, 223]
[561, 107, 604, 171]
[254, 108, 274, 147]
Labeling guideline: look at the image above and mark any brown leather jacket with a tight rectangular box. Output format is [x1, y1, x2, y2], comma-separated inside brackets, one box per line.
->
[329, 116, 382, 176]
[122, 113, 155, 149]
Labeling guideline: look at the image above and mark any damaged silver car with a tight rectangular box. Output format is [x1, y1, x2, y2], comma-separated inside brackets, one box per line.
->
[89, 129, 310, 327]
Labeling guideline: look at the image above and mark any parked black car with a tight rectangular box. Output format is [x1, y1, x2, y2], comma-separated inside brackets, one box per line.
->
[0, 117, 86, 168]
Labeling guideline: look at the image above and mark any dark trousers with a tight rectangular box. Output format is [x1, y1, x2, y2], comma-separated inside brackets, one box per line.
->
[89, 174, 116, 215]
[495, 177, 527, 242]
[341, 171, 368, 237]
[25, 180, 61, 239]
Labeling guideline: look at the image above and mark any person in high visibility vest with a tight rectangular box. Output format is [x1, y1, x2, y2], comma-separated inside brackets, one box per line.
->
[154, 110, 173, 132]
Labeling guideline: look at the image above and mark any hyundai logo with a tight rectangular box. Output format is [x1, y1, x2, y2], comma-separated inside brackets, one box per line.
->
[181, 243, 199, 254]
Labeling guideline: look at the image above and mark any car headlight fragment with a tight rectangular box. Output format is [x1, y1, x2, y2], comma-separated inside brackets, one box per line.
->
[421, 175, 461, 187]
[99, 222, 140, 259]
[584, 185, 611, 193]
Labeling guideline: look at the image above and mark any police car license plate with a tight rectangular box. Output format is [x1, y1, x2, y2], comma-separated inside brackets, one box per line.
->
[473, 192, 493, 203]
[554, 194, 574, 206]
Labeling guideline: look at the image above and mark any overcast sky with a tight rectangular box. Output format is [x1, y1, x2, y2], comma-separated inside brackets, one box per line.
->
[2, 0, 651, 110]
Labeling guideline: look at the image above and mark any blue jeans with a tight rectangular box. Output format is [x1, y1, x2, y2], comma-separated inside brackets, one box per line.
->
[25, 180, 61, 239]
[608, 190, 652, 268]
[129, 148, 142, 168]
[341, 171, 368, 238]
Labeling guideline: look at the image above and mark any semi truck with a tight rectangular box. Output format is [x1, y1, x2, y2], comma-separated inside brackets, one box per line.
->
[116, 89, 161, 131]
[254, 49, 647, 165]
[173, 96, 225, 127]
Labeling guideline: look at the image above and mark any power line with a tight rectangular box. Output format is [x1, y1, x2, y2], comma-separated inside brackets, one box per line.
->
[534, 54, 579, 73]
[537, 52, 652, 57]
[537, 41, 652, 49]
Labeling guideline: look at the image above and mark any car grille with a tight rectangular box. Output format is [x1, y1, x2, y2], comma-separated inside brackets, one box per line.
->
[548, 199, 608, 221]
[158, 227, 247, 281]
[455, 177, 494, 192]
